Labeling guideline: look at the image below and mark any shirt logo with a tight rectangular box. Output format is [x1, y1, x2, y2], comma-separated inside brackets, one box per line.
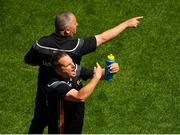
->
[66, 81, 72, 87]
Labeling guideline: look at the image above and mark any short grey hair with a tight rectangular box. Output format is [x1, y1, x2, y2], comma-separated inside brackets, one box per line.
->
[55, 11, 74, 32]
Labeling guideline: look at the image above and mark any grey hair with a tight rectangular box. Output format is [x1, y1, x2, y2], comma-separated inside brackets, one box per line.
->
[55, 11, 74, 32]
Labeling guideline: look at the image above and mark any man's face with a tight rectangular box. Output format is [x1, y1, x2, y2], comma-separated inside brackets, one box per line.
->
[57, 55, 76, 78]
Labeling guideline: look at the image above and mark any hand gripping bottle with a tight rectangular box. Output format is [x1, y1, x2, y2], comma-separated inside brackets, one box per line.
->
[105, 54, 115, 80]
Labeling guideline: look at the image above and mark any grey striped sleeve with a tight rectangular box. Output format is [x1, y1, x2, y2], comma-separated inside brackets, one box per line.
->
[47, 81, 67, 88]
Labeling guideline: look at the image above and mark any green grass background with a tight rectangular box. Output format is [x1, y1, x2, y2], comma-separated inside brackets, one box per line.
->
[0, 0, 180, 133]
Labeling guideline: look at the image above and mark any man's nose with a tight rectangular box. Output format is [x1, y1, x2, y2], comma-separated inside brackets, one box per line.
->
[71, 63, 75, 69]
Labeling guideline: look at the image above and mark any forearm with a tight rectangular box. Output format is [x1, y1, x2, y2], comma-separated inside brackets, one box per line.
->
[77, 76, 100, 101]
[95, 16, 143, 47]
[95, 21, 128, 46]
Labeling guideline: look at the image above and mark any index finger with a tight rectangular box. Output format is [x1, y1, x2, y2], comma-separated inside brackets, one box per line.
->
[96, 62, 102, 69]
[96, 62, 100, 67]
[135, 16, 143, 20]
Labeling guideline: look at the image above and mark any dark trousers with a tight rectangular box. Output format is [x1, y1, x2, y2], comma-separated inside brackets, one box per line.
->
[28, 86, 48, 134]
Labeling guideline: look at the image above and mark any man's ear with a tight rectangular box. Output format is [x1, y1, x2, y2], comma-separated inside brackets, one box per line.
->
[64, 27, 70, 35]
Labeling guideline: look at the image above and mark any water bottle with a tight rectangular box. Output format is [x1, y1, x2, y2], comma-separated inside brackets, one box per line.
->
[105, 54, 115, 80]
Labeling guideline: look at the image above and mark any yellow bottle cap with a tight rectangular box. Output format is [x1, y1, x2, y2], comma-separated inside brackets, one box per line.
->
[107, 54, 115, 60]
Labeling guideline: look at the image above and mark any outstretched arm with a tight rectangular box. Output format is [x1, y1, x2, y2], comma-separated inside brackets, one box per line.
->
[95, 16, 143, 47]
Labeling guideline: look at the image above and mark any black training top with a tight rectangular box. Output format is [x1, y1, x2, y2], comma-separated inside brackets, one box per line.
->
[24, 33, 96, 84]
[46, 65, 93, 97]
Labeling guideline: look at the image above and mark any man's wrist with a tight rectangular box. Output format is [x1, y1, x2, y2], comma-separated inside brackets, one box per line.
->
[93, 75, 101, 82]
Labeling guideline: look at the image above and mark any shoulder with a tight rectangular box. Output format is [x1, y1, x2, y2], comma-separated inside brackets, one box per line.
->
[83, 36, 96, 41]
[38, 34, 54, 44]
[46, 78, 74, 96]
[47, 78, 72, 89]
[36, 34, 83, 52]
[75, 36, 97, 56]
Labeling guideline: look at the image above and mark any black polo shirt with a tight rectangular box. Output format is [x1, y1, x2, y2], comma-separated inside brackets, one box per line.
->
[46, 64, 93, 95]
[24, 33, 96, 84]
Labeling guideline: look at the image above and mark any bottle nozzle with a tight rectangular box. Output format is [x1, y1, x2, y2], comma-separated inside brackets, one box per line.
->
[107, 54, 115, 60]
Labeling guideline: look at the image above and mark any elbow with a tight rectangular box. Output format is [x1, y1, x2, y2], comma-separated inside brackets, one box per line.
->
[99, 36, 107, 44]
[76, 94, 88, 102]
[80, 99, 85, 102]
[24, 56, 30, 64]
[24, 57, 31, 65]
[95, 35, 107, 47]
[77, 96, 86, 102]
[64, 95, 86, 102]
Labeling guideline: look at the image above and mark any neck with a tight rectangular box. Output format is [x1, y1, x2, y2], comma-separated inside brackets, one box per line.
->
[56, 31, 71, 37]
[56, 70, 69, 79]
